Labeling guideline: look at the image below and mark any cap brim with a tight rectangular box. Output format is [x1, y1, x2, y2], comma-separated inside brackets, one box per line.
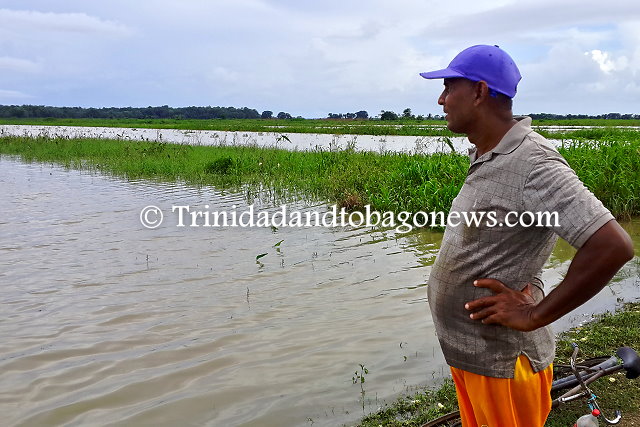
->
[419, 68, 465, 80]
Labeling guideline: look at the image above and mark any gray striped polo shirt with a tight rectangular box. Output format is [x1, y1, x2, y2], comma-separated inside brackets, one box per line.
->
[427, 116, 614, 378]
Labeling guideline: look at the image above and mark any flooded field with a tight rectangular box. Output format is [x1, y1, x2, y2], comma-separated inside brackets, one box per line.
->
[1, 123, 633, 157]
[0, 124, 470, 154]
[1, 156, 639, 426]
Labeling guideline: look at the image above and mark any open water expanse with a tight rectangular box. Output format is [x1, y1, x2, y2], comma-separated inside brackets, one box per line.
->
[1, 152, 639, 426]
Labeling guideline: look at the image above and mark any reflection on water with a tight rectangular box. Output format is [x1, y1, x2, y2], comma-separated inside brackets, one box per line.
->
[0, 156, 638, 426]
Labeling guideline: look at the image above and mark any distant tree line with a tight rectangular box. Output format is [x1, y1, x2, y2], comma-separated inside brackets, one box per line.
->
[0, 105, 298, 120]
[0, 104, 637, 121]
[378, 108, 442, 121]
[328, 108, 443, 121]
[327, 110, 369, 120]
[377, 110, 640, 121]
[529, 112, 640, 120]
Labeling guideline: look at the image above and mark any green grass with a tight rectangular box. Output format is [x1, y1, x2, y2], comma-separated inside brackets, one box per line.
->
[557, 137, 640, 220]
[546, 302, 640, 426]
[1, 117, 638, 138]
[0, 117, 456, 137]
[533, 118, 640, 127]
[355, 302, 640, 427]
[539, 127, 640, 143]
[0, 135, 470, 215]
[357, 380, 459, 426]
[1, 132, 639, 219]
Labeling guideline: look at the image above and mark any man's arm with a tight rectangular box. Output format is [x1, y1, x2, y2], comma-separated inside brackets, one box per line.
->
[464, 219, 634, 332]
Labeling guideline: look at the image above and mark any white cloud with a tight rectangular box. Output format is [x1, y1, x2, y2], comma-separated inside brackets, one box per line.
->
[0, 89, 33, 101]
[0, 8, 131, 36]
[0, 1, 638, 115]
[586, 50, 628, 73]
[0, 56, 41, 73]
[423, 0, 640, 42]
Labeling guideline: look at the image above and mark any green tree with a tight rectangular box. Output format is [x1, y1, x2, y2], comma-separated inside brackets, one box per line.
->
[380, 110, 398, 120]
[355, 110, 368, 119]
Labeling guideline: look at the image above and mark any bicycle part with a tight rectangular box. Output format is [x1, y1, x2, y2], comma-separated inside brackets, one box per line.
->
[588, 397, 621, 425]
[616, 346, 640, 379]
[552, 356, 618, 391]
[570, 343, 592, 394]
[564, 344, 622, 425]
[421, 411, 462, 427]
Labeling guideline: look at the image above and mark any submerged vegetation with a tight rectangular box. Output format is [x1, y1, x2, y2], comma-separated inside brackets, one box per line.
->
[0, 117, 457, 137]
[0, 129, 639, 219]
[0, 135, 470, 215]
[1, 117, 640, 138]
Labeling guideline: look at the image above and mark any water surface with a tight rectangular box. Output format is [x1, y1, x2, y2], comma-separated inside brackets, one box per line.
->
[1, 156, 638, 426]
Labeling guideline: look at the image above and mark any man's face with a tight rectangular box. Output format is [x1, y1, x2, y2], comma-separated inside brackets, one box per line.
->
[437, 78, 476, 134]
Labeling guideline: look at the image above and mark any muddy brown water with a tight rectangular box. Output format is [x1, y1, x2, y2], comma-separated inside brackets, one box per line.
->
[1, 156, 638, 426]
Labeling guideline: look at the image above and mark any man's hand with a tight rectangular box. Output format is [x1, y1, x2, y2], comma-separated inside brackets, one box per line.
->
[464, 279, 540, 332]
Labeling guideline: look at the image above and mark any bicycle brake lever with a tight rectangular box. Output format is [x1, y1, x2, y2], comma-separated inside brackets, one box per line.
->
[601, 409, 622, 425]
[592, 400, 622, 425]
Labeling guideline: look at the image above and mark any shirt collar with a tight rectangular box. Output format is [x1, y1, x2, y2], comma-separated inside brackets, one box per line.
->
[468, 116, 533, 164]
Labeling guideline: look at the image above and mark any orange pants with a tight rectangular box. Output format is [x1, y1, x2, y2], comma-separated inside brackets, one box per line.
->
[450, 355, 553, 427]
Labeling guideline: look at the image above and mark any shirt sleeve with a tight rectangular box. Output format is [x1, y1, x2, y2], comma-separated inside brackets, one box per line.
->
[522, 149, 614, 249]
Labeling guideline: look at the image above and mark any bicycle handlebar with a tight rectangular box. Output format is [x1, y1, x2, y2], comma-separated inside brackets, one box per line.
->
[561, 344, 627, 424]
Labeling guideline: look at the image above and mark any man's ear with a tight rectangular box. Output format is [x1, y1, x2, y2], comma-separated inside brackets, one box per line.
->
[473, 81, 490, 105]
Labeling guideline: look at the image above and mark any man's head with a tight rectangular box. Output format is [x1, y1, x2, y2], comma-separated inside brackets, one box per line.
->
[420, 45, 521, 98]
[420, 45, 521, 134]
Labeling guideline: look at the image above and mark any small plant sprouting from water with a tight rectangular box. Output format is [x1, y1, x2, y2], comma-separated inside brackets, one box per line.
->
[352, 363, 369, 412]
[276, 134, 291, 144]
[439, 136, 456, 153]
[345, 135, 358, 151]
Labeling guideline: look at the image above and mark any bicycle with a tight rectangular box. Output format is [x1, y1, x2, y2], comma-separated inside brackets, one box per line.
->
[422, 344, 640, 427]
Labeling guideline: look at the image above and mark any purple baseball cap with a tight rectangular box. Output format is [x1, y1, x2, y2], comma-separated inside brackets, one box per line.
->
[420, 45, 521, 98]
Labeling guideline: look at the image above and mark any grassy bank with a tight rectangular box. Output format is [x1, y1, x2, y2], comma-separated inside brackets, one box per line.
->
[0, 135, 469, 215]
[0, 117, 456, 137]
[1, 117, 639, 138]
[1, 134, 640, 219]
[357, 302, 640, 427]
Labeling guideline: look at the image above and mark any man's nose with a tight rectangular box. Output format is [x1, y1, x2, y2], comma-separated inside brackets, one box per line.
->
[437, 92, 445, 105]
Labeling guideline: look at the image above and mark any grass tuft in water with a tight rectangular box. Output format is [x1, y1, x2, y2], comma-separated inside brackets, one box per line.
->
[0, 132, 639, 219]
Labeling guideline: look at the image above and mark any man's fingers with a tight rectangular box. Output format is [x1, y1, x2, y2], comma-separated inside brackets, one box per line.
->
[464, 296, 496, 311]
[473, 278, 507, 292]
[480, 314, 501, 325]
[468, 307, 497, 320]
[465, 279, 507, 311]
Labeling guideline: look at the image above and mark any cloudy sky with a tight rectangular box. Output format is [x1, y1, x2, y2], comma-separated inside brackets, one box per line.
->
[1, 0, 638, 118]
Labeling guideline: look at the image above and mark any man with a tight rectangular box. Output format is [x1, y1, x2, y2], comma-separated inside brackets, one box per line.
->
[420, 45, 634, 426]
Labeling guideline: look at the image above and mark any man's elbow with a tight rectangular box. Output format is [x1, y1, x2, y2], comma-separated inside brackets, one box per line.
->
[607, 220, 635, 265]
[585, 220, 635, 267]
[617, 232, 635, 264]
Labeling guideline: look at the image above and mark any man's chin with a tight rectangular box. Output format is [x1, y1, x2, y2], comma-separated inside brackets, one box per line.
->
[445, 119, 455, 132]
